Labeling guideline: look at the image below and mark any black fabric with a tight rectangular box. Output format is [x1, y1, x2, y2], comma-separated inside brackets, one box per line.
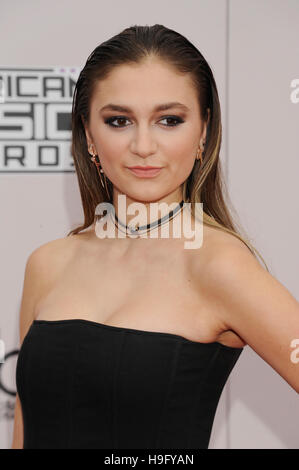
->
[16, 319, 243, 449]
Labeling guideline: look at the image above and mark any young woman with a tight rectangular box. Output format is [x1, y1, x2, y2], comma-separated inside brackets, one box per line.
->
[13, 24, 299, 449]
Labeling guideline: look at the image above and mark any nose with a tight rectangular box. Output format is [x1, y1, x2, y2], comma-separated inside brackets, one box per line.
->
[130, 124, 157, 159]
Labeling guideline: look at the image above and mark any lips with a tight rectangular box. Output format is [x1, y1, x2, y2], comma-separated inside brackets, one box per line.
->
[127, 167, 163, 178]
[129, 166, 162, 170]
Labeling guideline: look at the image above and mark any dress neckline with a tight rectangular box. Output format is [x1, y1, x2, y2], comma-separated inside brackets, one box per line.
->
[32, 318, 244, 351]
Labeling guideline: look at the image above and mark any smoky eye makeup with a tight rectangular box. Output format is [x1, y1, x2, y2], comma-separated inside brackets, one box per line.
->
[103, 115, 186, 128]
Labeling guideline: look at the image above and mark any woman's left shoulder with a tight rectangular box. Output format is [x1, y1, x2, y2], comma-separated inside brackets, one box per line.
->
[198, 225, 259, 270]
[189, 224, 264, 300]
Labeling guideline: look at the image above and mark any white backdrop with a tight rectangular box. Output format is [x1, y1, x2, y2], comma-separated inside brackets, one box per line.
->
[0, 0, 298, 449]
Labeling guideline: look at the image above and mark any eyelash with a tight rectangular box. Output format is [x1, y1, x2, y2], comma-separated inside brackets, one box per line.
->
[104, 115, 185, 128]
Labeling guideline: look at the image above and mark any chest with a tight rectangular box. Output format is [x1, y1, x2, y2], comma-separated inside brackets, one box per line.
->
[35, 239, 221, 343]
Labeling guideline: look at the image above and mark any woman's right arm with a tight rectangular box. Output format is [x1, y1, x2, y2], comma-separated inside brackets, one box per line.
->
[11, 247, 49, 449]
[11, 237, 76, 448]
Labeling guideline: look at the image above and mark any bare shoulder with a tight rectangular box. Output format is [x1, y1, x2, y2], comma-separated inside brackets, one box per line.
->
[23, 231, 92, 312]
[27, 227, 95, 271]
[27, 236, 76, 275]
[199, 226, 299, 394]
[22, 237, 75, 315]
[19, 229, 96, 339]
[201, 224, 260, 269]
[198, 225, 262, 297]
[198, 226, 265, 340]
[191, 225, 261, 347]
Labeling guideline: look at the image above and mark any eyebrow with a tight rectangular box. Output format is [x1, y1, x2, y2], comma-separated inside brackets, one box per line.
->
[99, 102, 190, 113]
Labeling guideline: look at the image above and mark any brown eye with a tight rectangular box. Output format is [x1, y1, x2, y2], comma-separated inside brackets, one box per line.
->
[159, 116, 184, 127]
[104, 116, 130, 128]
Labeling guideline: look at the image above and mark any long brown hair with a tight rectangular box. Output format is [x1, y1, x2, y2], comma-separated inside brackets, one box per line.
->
[68, 24, 268, 271]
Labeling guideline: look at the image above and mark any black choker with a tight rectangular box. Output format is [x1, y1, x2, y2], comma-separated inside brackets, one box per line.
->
[113, 200, 185, 236]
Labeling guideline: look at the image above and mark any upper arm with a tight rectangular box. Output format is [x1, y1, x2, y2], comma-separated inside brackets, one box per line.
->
[18, 237, 74, 343]
[19, 248, 46, 343]
[12, 249, 41, 448]
[12, 245, 50, 449]
[204, 242, 299, 394]
[12, 238, 72, 448]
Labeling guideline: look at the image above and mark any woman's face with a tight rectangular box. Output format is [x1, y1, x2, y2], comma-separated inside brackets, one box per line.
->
[84, 57, 207, 204]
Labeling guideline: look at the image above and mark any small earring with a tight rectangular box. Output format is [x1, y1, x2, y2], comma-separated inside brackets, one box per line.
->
[89, 147, 110, 197]
[88, 146, 103, 173]
[90, 154, 104, 174]
[196, 142, 205, 165]
[89, 151, 105, 189]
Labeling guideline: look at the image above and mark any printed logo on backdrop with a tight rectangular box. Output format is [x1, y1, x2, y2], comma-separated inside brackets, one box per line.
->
[0, 67, 80, 172]
[290, 78, 299, 103]
[0, 349, 18, 421]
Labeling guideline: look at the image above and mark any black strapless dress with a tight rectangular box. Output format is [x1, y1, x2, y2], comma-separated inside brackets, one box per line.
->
[16, 319, 243, 449]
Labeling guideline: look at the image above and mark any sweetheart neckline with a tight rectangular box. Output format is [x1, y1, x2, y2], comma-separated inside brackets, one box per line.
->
[32, 318, 244, 351]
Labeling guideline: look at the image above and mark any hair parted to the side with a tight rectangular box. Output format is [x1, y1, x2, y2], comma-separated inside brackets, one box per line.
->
[68, 23, 269, 272]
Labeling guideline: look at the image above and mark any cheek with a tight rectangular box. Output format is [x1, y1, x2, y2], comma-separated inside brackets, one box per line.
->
[91, 121, 125, 155]
[165, 125, 197, 158]
[168, 140, 196, 170]
[94, 136, 125, 165]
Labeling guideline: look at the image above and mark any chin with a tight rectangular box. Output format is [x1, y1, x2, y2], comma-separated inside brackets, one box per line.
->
[130, 194, 163, 204]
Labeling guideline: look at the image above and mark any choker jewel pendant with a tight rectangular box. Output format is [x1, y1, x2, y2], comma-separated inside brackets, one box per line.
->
[128, 222, 139, 233]
[112, 200, 185, 237]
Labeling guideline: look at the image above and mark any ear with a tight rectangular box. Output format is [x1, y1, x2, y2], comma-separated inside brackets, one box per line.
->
[81, 115, 93, 152]
[206, 107, 211, 124]
[202, 108, 210, 142]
